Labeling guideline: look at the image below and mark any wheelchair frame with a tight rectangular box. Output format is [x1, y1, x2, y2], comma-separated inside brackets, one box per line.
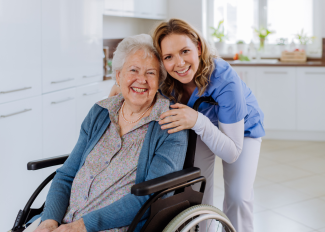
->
[11, 97, 231, 232]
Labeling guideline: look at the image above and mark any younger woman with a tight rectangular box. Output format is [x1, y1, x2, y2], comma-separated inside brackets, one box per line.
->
[153, 19, 265, 232]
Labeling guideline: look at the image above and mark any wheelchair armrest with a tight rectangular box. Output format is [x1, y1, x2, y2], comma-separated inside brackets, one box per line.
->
[27, 154, 69, 170]
[131, 167, 201, 196]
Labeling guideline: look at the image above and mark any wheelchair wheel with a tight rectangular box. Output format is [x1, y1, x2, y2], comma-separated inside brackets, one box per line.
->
[162, 204, 236, 232]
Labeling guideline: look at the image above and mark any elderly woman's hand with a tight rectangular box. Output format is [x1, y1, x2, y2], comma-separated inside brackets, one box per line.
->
[34, 219, 58, 232]
[52, 218, 86, 232]
[108, 84, 121, 97]
[159, 103, 198, 134]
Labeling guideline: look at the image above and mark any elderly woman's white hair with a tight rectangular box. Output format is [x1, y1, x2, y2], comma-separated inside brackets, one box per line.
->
[112, 34, 167, 83]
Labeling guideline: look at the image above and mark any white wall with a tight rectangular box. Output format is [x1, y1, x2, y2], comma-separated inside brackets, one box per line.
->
[103, 15, 163, 39]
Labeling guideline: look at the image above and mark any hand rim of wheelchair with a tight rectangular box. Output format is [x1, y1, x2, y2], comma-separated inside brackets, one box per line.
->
[163, 204, 236, 232]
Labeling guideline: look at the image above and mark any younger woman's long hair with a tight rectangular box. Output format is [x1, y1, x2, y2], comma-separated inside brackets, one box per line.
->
[152, 18, 216, 103]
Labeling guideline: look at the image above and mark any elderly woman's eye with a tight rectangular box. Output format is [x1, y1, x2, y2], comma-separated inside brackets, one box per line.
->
[147, 71, 156, 75]
[131, 69, 137, 72]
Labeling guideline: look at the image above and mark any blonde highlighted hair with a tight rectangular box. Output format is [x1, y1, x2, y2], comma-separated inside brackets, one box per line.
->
[152, 18, 216, 103]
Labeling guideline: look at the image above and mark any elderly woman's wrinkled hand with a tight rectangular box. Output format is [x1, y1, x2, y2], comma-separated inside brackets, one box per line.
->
[34, 219, 58, 232]
[52, 219, 86, 232]
[159, 103, 198, 134]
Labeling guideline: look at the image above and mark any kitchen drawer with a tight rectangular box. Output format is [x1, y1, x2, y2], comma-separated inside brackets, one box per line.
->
[42, 88, 77, 158]
[0, 96, 43, 231]
[255, 67, 296, 130]
[232, 66, 257, 96]
[0, 0, 42, 104]
[297, 67, 325, 131]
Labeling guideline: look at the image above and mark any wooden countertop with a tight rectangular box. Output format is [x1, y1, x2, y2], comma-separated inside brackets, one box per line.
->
[225, 58, 325, 67]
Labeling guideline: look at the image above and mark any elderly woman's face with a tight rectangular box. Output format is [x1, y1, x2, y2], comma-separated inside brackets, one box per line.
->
[116, 49, 160, 108]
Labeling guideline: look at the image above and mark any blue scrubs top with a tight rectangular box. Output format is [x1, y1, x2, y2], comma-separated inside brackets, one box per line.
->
[187, 58, 265, 138]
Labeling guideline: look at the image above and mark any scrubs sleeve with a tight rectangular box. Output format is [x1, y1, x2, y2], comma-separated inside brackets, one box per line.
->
[216, 75, 247, 124]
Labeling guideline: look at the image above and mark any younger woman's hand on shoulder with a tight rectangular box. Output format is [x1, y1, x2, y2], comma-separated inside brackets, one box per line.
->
[108, 84, 121, 97]
[159, 103, 198, 134]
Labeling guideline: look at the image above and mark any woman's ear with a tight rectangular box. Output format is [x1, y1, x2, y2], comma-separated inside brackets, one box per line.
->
[197, 42, 202, 56]
[115, 70, 121, 86]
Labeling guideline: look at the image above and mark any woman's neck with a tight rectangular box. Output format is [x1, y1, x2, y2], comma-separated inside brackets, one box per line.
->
[122, 98, 155, 118]
[180, 79, 197, 104]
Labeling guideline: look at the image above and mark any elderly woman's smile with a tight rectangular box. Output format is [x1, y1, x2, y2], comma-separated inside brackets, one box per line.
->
[116, 49, 160, 113]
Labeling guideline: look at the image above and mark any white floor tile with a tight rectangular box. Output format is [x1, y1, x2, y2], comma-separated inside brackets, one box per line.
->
[254, 184, 312, 209]
[261, 148, 321, 163]
[256, 163, 314, 183]
[257, 156, 279, 168]
[254, 210, 313, 232]
[254, 176, 274, 188]
[273, 198, 325, 229]
[281, 174, 325, 197]
[290, 157, 325, 174]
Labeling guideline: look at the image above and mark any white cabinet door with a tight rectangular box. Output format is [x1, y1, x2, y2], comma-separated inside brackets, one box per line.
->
[153, 0, 167, 19]
[41, 0, 79, 93]
[255, 67, 296, 130]
[135, 0, 153, 18]
[42, 88, 76, 158]
[76, 82, 109, 137]
[76, 0, 104, 87]
[104, 0, 124, 16]
[0, 96, 43, 231]
[297, 67, 325, 131]
[232, 66, 257, 96]
[0, 0, 42, 104]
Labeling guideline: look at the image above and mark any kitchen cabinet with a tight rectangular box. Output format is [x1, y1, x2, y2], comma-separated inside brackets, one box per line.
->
[296, 67, 325, 131]
[232, 67, 257, 96]
[104, 0, 167, 19]
[0, 0, 42, 104]
[255, 67, 296, 130]
[42, 88, 77, 158]
[0, 96, 43, 232]
[42, 0, 103, 93]
[76, 80, 114, 137]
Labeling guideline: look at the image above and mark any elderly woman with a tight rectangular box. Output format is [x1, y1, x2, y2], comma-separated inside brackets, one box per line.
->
[25, 34, 188, 232]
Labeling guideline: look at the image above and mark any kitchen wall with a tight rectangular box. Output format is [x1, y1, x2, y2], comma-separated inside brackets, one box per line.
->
[103, 15, 163, 39]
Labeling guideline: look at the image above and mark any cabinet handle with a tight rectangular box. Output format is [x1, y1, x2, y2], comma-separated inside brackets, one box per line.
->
[141, 12, 150, 15]
[0, 109, 32, 118]
[51, 78, 74, 84]
[125, 10, 134, 13]
[83, 90, 101, 96]
[82, 74, 100, 78]
[0, 87, 32, 94]
[264, 71, 287, 74]
[51, 97, 74, 104]
[305, 72, 325, 75]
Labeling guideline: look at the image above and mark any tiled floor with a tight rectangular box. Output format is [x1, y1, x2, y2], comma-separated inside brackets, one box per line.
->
[213, 140, 325, 232]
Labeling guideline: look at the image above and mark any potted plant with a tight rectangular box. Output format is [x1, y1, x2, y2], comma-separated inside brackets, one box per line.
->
[254, 26, 274, 50]
[294, 29, 315, 51]
[276, 38, 287, 53]
[211, 20, 227, 54]
[236, 40, 245, 53]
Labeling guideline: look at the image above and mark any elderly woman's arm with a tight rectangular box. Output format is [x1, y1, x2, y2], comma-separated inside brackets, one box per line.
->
[40, 106, 94, 224]
[81, 128, 188, 232]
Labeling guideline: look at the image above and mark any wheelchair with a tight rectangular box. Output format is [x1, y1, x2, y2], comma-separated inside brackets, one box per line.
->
[10, 97, 236, 232]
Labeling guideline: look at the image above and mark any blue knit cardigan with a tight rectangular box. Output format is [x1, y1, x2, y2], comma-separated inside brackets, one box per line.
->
[31, 103, 188, 232]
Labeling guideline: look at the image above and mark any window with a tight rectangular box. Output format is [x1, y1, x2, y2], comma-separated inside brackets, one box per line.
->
[212, 0, 315, 46]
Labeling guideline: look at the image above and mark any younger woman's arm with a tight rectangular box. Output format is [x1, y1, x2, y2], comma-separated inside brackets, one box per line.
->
[192, 112, 244, 163]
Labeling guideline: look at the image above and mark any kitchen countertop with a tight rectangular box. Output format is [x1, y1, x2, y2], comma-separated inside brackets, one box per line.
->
[225, 59, 325, 67]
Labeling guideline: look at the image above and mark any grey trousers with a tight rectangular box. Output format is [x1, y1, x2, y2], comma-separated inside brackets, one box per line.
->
[193, 137, 262, 232]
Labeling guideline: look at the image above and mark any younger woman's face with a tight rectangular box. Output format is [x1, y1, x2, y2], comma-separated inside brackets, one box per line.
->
[161, 34, 201, 85]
